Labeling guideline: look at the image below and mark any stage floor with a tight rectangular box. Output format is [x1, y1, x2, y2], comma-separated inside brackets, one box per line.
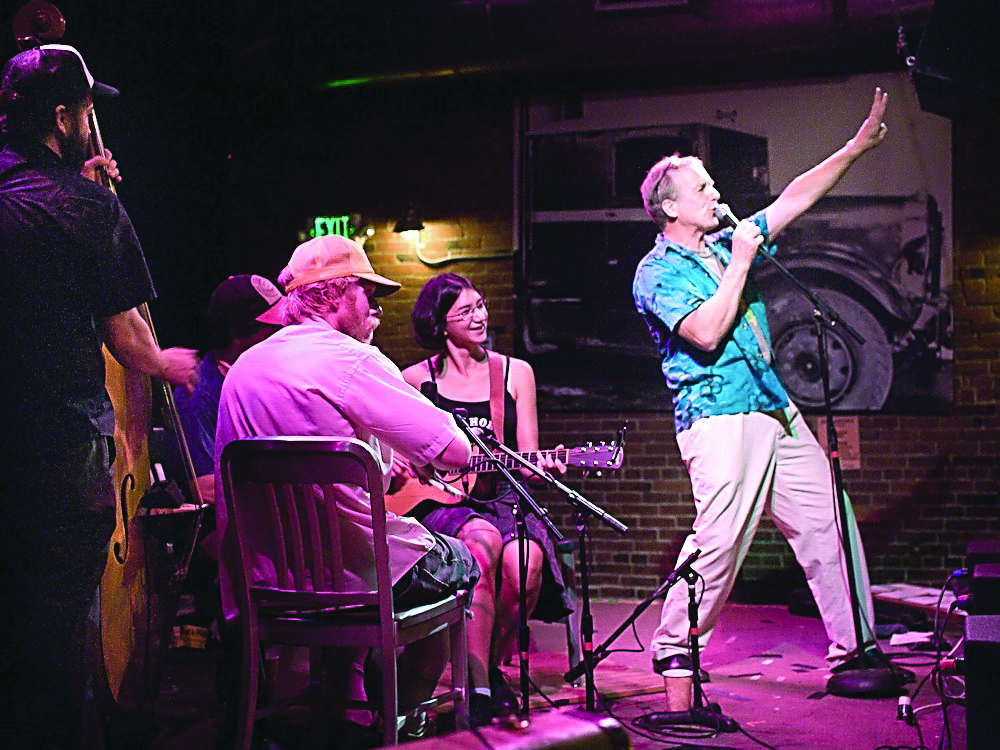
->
[151, 599, 966, 750]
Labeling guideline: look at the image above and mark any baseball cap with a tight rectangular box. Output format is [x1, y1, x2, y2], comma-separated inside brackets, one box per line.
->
[1, 44, 118, 110]
[208, 275, 285, 335]
[282, 235, 400, 297]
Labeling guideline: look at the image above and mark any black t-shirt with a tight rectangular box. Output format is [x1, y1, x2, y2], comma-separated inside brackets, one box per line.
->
[0, 139, 155, 456]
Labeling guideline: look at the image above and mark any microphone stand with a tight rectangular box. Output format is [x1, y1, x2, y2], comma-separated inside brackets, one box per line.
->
[634, 554, 739, 734]
[718, 205, 900, 696]
[480, 433, 628, 713]
[563, 551, 699, 691]
[451, 409, 564, 722]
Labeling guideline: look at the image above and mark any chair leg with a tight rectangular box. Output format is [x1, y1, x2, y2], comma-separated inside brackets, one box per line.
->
[451, 611, 470, 730]
[381, 638, 399, 746]
[310, 648, 334, 750]
[235, 617, 260, 750]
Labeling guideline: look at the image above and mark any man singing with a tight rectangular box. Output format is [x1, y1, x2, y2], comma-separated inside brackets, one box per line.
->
[633, 89, 890, 710]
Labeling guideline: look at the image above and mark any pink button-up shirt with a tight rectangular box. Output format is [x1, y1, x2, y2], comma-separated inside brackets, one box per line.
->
[214, 317, 464, 622]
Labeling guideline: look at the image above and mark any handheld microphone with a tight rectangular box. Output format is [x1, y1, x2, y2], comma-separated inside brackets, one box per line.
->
[714, 203, 740, 229]
[419, 381, 439, 407]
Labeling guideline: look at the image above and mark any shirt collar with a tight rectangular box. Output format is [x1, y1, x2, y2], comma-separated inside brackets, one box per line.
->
[654, 231, 729, 266]
[4, 138, 74, 173]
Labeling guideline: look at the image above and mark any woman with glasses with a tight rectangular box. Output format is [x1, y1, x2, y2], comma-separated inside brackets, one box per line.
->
[396, 272, 572, 726]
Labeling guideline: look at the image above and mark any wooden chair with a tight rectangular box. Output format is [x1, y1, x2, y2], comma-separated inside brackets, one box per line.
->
[220, 436, 469, 749]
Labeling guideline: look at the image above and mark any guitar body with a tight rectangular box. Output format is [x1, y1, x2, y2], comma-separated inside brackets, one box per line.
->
[386, 471, 478, 516]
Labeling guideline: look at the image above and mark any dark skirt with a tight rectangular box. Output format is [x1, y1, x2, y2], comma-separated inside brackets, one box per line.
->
[415, 486, 573, 623]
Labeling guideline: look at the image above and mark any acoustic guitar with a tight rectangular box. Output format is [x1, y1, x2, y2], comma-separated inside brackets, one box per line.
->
[386, 442, 623, 516]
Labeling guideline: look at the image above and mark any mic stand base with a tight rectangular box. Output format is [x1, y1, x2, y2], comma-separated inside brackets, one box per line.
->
[826, 650, 906, 696]
[636, 570, 740, 735]
[636, 705, 739, 734]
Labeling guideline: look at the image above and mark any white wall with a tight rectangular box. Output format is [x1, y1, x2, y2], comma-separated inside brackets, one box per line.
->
[528, 72, 952, 275]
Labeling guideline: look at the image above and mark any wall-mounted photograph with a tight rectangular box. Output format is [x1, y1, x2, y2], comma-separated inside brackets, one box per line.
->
[516, 73, 952, 413]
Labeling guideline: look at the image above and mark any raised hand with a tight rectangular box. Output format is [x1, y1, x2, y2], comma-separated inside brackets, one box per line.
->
[847, 87, 889, 155]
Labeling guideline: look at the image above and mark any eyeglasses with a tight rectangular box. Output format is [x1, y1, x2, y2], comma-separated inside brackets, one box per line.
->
[445, 298, 488, 323]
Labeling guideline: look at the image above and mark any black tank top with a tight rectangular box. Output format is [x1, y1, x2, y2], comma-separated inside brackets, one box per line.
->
[427, 355, 519, 447]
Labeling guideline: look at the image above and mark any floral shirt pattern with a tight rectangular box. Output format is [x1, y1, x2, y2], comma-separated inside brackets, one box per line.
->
[633, 211, 789, 433]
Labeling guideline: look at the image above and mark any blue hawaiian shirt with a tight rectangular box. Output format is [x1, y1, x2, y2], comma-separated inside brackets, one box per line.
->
[633, 211, 789, 434]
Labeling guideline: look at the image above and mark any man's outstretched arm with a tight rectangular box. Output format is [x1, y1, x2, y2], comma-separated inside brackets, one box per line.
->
[765, 88, 889, 238]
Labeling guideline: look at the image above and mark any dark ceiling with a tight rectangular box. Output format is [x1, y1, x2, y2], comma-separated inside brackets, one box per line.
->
[225, 0, 935, 96]
[0, 1, 939, 114]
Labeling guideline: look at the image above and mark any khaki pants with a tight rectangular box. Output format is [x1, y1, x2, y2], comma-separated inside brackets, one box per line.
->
[650, 404, 874, 667]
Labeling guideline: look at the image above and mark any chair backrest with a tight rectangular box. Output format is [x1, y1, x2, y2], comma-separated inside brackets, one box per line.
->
[220, 436, 394, 617]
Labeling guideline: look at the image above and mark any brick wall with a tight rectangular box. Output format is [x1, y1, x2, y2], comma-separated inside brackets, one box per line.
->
[365, 216, 517, 369]
[368, 110, 999, 599]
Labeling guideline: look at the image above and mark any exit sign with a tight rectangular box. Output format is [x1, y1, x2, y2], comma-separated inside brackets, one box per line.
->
[310, 215, 352, 238]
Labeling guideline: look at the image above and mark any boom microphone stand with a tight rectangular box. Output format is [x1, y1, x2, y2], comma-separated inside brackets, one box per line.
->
[451, 409, 566, 721]
[563, 552, 697, 689]
[716, 203, 901, 696]
[481, 433, 628, 713]
[635, 556, 739, 733]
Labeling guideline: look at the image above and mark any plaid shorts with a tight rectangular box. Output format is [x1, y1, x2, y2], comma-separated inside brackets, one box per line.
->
[392, 531, 481, 610]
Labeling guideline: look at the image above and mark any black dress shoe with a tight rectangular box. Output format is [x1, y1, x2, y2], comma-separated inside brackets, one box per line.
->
[652, 654, 711, 683]
[470, 694, 494, 728]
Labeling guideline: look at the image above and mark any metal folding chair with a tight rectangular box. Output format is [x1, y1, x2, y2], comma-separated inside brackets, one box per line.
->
[220, 436, 469, 748]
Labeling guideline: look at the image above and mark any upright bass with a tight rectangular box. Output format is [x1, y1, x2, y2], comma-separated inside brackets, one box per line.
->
[12, 0, 206, 728]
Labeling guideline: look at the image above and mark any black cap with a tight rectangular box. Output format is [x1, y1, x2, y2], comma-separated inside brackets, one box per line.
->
[208, 275, 286, 336]
[1, 44, 118, 110]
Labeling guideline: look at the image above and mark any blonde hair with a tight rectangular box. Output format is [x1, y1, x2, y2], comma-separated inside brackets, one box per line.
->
[282, 276, 358, 325]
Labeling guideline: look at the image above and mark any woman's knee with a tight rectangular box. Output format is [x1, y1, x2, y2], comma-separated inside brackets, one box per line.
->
[458, 519, 502, 571]
[501, 541, 544, 591]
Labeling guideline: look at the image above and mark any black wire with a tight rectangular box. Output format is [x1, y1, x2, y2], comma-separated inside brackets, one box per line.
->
[597, 687, 719, 747]
[932, 573, 954, 661]
[737, 724, 781, 750]
[887, 653, 938, 668]
[938, 698, 951, 750]
[910, 573, 963, 750]
[602, 620, 646, 657]
[469, 725, 498, 750]
[523, 670, 561, 711]
[601, 685, 781, 750]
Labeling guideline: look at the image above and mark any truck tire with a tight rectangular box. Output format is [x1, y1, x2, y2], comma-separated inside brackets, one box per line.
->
[768, 289, 892, 410]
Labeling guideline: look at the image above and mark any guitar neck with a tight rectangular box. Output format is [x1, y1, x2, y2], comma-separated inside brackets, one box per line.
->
[467, 448, 565, 474]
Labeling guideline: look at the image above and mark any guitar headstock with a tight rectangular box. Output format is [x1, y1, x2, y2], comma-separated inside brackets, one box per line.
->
[566, 442, 623, 471]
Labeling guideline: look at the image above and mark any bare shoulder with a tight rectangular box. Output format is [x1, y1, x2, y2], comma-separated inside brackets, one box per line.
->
[506, 355, 537, 393]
